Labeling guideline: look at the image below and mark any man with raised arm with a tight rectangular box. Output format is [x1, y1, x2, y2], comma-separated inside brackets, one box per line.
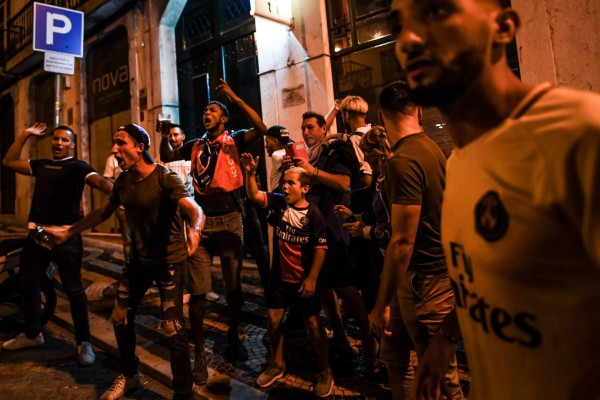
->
[160, 79, 267, 374]
[2, 123, 112, 367]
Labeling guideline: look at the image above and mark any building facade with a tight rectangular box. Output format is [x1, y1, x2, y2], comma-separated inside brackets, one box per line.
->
[0, 0, 598, 230]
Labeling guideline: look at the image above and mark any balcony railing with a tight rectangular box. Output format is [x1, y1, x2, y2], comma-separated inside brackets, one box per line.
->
[4, 0, 88, 62]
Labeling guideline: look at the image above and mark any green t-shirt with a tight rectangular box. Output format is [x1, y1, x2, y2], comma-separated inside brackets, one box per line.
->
[110, 164, 191, 264]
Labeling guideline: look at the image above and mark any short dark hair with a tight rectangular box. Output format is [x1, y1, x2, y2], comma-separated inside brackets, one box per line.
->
[54, 125, 77, 143]
[301, 111, 326, 127]
[378, 80, 416, 115]
[206, 101, 229, 119]
[169, 123, 182, 130]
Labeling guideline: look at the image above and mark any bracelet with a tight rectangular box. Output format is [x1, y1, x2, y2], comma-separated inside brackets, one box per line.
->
[439, 327, 459, 343]
[313, 168, 319, 177]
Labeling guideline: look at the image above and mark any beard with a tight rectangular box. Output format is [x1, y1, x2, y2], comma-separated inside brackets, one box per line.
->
[408, 48, 484, 107]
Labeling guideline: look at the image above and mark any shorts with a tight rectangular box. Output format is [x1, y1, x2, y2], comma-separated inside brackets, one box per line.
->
[267, 276, 321, 318]
[186, 211, 244, 295]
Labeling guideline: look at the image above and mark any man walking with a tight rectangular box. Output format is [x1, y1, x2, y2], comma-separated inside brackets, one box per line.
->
[369, 81, 463, 400]
[46, 123, 204, 400]
[389, 1, 600, 399]
[2, 123, 112, 367]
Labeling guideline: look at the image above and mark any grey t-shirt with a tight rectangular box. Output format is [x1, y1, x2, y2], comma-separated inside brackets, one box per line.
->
[387, 132, 447, 272]
[109, 164, 191, 265]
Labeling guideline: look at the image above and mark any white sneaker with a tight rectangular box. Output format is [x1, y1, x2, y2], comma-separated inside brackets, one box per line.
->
[206, 291, 219, 302]
[100, 374, 140, 400]
[78, 341, 96, 366]
[2, 332, 44, 350]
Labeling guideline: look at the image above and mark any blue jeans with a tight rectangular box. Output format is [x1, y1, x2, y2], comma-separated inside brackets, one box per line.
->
[193, 211, 243, 339]
[20, 233, 90, 344]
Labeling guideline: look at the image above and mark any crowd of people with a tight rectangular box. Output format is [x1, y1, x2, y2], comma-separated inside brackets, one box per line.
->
[2, 0, 600, 399]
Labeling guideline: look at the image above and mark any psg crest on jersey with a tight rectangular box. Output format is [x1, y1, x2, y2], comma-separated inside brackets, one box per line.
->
[474, 190, 509, 242]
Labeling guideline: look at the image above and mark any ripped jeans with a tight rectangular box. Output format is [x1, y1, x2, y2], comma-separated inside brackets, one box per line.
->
[114, 260, 192, 399]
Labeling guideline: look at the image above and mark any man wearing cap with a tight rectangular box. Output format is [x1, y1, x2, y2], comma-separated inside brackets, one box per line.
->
[2, 123, 112, 367]
[265, 125, 293, 192]
[46, 124, 205, 400]
[160, 79, 267, 371]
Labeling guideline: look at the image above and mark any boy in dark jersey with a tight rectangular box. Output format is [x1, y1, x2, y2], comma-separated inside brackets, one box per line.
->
[1, 123, 112, 367]
[240, 153, 334, 398]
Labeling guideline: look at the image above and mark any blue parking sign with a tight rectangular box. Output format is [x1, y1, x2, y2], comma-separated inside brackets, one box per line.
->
[33, 2, 84, 58]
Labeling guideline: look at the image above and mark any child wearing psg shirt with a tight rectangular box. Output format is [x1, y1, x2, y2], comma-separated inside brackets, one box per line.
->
[240, 153, 334, 398]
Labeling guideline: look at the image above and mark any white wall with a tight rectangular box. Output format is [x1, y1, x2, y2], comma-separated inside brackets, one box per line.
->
[255, 0, 334, 189]
[514, 0, 600, 91]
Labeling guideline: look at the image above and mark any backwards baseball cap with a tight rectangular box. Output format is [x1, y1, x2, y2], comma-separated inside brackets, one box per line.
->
[266, 125, 294, 145]
[118, 124, 153, 163]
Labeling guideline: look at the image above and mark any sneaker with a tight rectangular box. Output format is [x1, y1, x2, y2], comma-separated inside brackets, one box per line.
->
[192, 352, 208, 386]
[256, 362, 285, 388]
[2, 332, 44, 350]
[363, 363, 391, 390]
[206, 291, 219, 302]
[314, 367, 334, 397]
[78, 341, 96, 366]
[100, 374, 140, 400]
[356, 350, 377, 377]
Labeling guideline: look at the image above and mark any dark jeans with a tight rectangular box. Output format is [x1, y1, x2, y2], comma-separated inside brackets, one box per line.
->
[114, 260, 192, 398]
[195, 211, 244, 339]
[20, 233, 90, 343]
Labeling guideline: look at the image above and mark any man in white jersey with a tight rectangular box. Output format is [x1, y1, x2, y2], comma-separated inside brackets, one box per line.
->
[388, 0, 600, 399]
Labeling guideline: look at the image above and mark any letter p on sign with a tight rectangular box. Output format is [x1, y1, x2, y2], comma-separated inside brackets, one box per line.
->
[33, 2, 84, 58]
[46, 13, 72, 45]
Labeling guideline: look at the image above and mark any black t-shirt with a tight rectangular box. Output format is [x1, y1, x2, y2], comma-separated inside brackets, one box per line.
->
[109, 164, 190, 265]
[386, 132, 446, 272]
[179, 130, 249, 216]
[28, 158, 96, 226]
[306, 139, 359, 243]
[264, 193, 327, 284]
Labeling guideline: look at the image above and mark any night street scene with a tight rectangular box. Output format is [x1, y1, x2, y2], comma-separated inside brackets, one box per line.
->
[0, 0, 599, 399]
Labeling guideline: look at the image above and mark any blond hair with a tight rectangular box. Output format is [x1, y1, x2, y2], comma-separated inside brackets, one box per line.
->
[340, 95, 368, 115]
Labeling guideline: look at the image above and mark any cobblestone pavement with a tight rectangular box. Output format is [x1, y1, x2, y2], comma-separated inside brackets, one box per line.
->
[0, 220, 471, 399]
[0, 319, 172, 400]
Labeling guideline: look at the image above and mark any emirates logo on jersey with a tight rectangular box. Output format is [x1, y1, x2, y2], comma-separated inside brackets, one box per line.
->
[474, 191, 509, 241]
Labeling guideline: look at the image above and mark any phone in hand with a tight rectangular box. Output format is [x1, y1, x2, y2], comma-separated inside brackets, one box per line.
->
[285, 141, 308, 161]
